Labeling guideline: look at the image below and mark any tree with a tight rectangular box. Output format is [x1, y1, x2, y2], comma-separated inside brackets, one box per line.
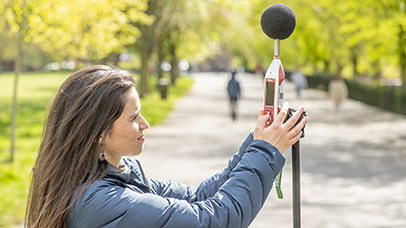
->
[30, 0, 151, 64]
[380, 0, 406, 88]
[130, 0, 256, 95]
[164, 0, 254, 75]
[2, 0, 35, 162]
[1, 0, 151, 162]
[153, 0, 196, 84]
[242, 0, 405, 85]
[0, 1, 6, 73]
[130, 0, 167, 98]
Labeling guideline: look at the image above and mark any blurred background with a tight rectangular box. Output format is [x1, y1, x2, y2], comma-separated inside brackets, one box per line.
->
[0, 0, 405, 227]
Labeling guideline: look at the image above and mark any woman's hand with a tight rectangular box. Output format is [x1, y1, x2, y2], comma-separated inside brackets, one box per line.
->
[253, 102, 308, 154]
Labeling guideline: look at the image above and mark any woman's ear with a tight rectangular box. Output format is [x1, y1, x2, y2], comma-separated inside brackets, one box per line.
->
[99, 132, 104, 144]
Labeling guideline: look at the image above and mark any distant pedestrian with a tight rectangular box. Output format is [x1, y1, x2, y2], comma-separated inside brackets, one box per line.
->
[328, 76, 348, 111]
[227, 71, 241, 120]
[255, 63, 263, 76]
[291, 68, 307, 99]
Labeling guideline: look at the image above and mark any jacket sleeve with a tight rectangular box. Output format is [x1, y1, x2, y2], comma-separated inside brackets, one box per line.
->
[191, 132, 254, 201]
[69, 139, 285, 228]
[148, 133, 254, 202]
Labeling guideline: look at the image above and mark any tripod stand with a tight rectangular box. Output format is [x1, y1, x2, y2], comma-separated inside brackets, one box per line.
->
[292, 139, 301, 228]
[292, 115, 306, 228]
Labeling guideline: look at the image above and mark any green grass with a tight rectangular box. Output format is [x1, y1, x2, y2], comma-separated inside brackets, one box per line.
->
[0, 71, 193, 227]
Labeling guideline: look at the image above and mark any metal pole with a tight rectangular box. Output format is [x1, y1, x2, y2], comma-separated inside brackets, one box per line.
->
[274, 39, 280, 57]
[292, 140, 301, 228]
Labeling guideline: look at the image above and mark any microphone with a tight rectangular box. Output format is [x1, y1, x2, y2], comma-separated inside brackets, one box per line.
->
[260, 4, 296, 57]
[260, 4, 296, 40]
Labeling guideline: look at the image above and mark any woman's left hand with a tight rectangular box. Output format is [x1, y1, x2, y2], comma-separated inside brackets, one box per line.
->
[254, 102, 308, 154]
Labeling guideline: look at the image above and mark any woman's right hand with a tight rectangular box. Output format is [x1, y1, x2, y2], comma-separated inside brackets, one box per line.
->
[253, 102, 308, 154]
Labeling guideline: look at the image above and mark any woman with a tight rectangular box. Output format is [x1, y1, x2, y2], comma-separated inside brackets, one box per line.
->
[25, 65, 307, 228]
[328, 76, 348, 111]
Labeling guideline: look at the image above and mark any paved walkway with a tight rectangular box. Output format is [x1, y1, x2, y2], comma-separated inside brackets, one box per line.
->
[139, 72, 406, 228]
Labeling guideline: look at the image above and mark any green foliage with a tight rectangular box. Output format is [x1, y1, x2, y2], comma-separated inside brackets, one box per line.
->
[2, 0, 406, 86]
[0, 71, 193, 227]
[1, 0, 152, 61]
[238, 0, 406, 86]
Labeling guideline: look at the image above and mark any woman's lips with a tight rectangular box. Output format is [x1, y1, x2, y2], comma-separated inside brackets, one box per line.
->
[138, 135, 145, 141]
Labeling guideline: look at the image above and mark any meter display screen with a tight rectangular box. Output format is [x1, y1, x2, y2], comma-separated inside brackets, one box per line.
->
[266, 81, 275, 106]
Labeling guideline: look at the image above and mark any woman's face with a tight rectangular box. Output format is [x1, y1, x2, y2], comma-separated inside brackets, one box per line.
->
[103, 87, 149, 166]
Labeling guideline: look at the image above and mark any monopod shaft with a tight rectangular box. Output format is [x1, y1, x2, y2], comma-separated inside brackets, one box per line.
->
[292, 140, 301, 228]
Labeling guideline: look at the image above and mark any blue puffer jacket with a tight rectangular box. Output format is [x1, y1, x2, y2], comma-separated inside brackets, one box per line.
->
[68, 133, 285, 228]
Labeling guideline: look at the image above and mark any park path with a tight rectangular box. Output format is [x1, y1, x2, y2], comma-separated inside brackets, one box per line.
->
[139, 72, 406, 228]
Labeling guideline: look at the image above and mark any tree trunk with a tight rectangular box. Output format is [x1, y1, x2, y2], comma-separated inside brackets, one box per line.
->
[0, 38, 5, 74]
[351, 48, 359, 78]
[136, 23, 157, 98]
[10, 40, 22, 163]
[104, 52, 119, 66]
[169, 43, 179, 84]
[139, 42, 149, 98]
[132, 0, 165, 97]
[324, 60, 331, 75]
[372, 59, 382, 82]
[157, 39, 164, 80]
[399, 25, 406, 89]
[336, 61, 343, 78]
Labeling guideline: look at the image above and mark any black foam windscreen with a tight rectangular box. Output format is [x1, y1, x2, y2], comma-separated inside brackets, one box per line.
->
[260, 4, 296, 40]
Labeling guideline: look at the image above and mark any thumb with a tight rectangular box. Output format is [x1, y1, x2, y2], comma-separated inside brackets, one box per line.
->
[259, 108, 265, 117]
[254, 114, 269, 134]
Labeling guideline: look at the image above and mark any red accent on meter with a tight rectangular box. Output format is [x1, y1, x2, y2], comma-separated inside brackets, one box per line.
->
[279, 65, 285, 85]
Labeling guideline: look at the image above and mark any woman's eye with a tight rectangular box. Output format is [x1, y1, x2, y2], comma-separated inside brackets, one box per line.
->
[132, 113, 141, 121]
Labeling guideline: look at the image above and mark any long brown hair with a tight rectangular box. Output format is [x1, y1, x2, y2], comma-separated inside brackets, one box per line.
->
[25, 65, 136, 228]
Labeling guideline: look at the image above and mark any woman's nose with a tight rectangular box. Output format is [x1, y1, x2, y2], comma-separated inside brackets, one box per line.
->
[139, 114, 150, 129]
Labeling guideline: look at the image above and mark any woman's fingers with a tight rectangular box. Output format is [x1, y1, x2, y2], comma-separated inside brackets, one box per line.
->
[273, 102, 290, 126]
[287, 116, 308, 141]
[254, 114, 270, 136]
[277, 108, 308, 152]
[283, 106, 305, 130]
[289, 130, 302, 145]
